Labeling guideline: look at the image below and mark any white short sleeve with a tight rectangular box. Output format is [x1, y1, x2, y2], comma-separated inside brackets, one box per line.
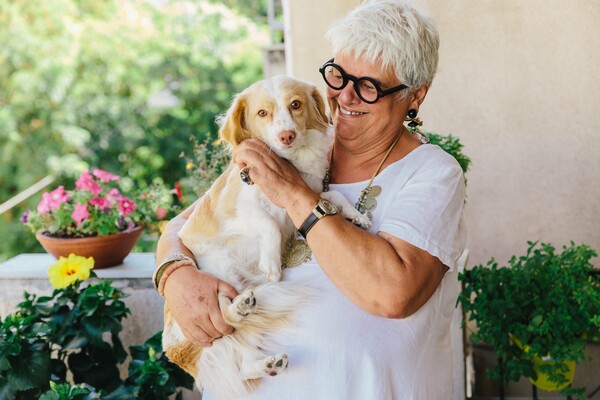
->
[378, 145, 467, 270]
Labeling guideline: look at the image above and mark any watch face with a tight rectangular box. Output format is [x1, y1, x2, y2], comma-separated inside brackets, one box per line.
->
[319, 198, 338, 215]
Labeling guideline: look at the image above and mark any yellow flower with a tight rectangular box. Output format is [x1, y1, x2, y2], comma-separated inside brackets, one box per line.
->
[48, 253, 95, 289]
[158, 220, 169, 233]
[186, 162, 194, 170]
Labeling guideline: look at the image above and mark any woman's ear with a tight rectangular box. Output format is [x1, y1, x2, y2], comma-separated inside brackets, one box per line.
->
[307, 87, 329, 132]
[409, 85, 430, 110]
[218, 94, 251, 147]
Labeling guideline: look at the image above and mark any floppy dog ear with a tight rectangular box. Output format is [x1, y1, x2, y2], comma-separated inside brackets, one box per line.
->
[307, 87, 329, 132]
[218, 94, 252, 147]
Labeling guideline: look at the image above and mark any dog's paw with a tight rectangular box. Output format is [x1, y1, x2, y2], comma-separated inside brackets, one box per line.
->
[342, 210, 371, 230]
[352, 213, 372, 230]
[263, 353, 288, 377]
[264, 269, 281, 282]
[232, 290, 257, 318]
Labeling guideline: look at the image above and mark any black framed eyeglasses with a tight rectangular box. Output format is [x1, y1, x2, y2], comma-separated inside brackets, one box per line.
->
[318, 58, 407, 104]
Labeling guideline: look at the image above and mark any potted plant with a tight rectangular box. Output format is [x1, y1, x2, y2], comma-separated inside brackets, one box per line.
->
[0, 254, 194, 399]
[0, 254, 130, 398]
[458, 241, 600, 399]
[22, 169, 176, 268]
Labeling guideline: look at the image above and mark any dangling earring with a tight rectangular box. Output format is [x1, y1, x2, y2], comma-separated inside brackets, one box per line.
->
[405, 108, 430, 144]
[328, 113, 334, 126]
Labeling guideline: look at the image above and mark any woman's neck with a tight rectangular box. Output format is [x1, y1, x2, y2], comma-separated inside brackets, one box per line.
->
[330, 127, 421, 184]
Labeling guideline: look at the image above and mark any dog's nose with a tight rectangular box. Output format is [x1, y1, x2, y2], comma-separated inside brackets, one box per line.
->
[278, 130, 296, 145]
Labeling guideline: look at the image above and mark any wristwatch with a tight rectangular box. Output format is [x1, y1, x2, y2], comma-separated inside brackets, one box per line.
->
[298, 198, 338, 239]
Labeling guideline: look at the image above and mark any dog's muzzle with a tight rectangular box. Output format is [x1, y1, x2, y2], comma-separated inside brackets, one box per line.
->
[240, 166, 254, 185]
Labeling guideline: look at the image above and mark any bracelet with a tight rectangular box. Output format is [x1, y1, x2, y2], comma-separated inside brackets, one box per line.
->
[157, 259, 197, 297]
[153, 252, 198, 291]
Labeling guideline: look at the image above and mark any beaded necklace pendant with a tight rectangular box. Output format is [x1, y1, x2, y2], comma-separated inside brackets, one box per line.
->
[356, 185, 382, 221]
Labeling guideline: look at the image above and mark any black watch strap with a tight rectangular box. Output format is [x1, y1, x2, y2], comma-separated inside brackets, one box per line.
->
[298, 212, 319, 239]
[298, 198, 338, 239]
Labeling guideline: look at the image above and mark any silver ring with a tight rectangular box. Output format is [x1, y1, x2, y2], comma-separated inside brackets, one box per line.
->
[240, 166, 254, 185]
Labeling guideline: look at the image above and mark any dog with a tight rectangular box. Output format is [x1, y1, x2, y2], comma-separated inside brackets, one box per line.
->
[162, 75, 371, 399]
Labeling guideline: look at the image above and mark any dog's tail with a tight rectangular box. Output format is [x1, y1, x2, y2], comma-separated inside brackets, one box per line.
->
[199, 281, 315, 399]
[246, 281, 314, 330]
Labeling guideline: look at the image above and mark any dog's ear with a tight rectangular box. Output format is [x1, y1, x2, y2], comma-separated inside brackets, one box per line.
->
[307, 87, 329, 132]
[218, 94, 252, 147]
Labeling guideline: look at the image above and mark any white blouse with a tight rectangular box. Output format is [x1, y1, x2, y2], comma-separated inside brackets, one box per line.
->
[203, 144, 467, 400]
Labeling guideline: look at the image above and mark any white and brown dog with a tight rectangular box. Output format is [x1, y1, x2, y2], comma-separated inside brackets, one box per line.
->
[162, 76, 370, 399]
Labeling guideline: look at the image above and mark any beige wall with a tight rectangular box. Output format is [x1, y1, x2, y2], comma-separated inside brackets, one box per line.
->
[282, 0, 361, 84]
[282, 1, 600, 396]
[283, 0, 600, 269]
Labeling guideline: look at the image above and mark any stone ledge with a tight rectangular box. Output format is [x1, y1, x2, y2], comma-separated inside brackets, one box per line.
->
[0, 252, 155, 279]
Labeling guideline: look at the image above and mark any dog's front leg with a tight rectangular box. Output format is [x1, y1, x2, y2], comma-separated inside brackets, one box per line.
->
[254, 212, 283, 282]
[320, 190, 372, 229]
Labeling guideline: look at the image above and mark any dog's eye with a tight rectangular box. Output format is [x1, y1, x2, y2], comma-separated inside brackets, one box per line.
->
[290, 100, 302, 110]
[257, 109, 268, 117]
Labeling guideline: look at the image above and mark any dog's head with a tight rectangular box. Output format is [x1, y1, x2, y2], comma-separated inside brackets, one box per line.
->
[217, 75, 329, 155]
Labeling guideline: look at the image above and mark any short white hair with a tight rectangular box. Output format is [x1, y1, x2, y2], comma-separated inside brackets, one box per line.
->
[325, 0, 439, 91]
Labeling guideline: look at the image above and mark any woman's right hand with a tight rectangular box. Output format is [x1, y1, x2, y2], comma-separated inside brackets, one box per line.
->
[163, 265, 238, 347]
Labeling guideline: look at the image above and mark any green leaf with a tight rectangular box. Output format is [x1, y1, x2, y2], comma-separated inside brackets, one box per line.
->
[7, 350, 51, 391]
[0, 376, 17, 399]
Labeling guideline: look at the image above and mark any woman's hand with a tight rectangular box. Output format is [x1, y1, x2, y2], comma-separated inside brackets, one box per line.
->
[232, 138, 312, 209]
[164, 266, 238, 347]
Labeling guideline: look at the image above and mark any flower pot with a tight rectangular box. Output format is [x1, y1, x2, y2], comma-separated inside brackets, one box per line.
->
[511, 335, 576, 391]
[36, 226, 143, 269]
[530, 355, 576, 391]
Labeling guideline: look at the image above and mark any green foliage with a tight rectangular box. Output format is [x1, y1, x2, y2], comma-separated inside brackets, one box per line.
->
[40, 382, 102, 400]
[0, 312, 53, 399]
[180, 136, 231, 201]
[0, 276, 130, 397]
[458, 241, 600, 398]
[105, 331, 194, 399]
[0, 0, 267, 261]
[210, 0, 268, 22]
[0, 276, 192, 399]
[427, 132, 471, 175]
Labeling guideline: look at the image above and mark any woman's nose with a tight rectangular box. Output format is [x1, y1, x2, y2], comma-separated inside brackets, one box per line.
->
[337, 81, 360, 104]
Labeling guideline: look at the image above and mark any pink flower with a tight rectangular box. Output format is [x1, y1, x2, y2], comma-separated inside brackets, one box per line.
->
[155, 207, 167, 219]
[89, 197, 110, 209]
[105, 188, 123, 204]
[118, 198, 136, 216]
[75, 170, 102, 196]
[37, 186, 70, 214]
[71, 203, 90, 227]
[92, 168, 120, 183]
[37, 193, 51, 214]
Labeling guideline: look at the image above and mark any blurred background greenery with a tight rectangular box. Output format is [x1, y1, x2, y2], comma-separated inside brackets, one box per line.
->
[0, 0, 269, 261]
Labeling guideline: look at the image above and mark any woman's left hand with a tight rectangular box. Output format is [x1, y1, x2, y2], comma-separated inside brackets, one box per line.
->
[232, 138, 312, 209]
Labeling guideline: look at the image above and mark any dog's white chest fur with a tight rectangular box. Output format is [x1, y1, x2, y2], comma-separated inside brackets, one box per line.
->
[179, 182, 296, 289]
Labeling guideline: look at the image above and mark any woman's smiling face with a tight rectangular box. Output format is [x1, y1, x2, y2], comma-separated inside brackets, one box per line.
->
[326, 53, 409, 145]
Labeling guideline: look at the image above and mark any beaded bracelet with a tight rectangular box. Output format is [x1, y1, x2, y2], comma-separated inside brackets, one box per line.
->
[156, 259, 197, 297]
[153, 252, 197, 292]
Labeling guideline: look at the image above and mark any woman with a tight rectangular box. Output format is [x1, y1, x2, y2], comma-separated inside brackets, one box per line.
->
[156, 0, 466, 398]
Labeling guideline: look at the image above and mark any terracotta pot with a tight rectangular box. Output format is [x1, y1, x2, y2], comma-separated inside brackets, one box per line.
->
[36, 226, 143, 269]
